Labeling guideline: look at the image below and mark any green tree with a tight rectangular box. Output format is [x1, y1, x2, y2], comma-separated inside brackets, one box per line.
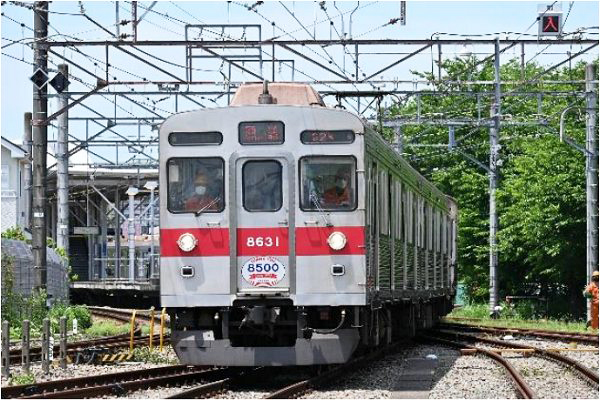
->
[389, 56, 595, 317]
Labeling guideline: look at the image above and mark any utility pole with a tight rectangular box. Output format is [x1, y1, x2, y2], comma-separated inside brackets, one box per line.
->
[23, 112, 32, 231]
[132, 1, 137, 42]
[585, 63, 598, 321]
[126, 186, 139, 282]
[115, 2, 120, 39]
[489, 37, 501, 316]
[56, 64, 69, 253]
[32, 1, 48, 295]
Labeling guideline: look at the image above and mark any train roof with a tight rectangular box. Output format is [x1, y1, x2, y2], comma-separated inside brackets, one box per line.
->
[230, 82, 325, 106]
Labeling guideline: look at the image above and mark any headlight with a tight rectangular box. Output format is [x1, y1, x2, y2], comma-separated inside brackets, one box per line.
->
[177, 233, 197, 252]
[327, 231, 347, 251]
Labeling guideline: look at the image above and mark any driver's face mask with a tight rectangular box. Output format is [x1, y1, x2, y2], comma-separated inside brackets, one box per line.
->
[195, 185, 207, 195]
[335, 178, 347, 190]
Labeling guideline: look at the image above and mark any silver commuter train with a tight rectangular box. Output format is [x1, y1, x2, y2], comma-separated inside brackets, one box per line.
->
[159, 83, 457, 366]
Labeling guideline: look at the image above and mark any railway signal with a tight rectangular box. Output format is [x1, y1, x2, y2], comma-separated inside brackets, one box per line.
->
[30, 67, 48, 90]
[539, 12, 562, 36]
[49, 71, 70, 93]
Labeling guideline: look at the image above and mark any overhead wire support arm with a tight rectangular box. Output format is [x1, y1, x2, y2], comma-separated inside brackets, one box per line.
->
[37, 83, 107, 126]
[135, 1, 158, 25]
[360, 44, 432, 82]
[39, 38, 600, 47]
[278, 43, 351, 81]
[559, 106, 597, 156]
[196, 45, 264, 81]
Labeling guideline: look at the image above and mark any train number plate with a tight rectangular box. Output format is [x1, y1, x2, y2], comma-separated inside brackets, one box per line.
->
[241, 256, 286, 287]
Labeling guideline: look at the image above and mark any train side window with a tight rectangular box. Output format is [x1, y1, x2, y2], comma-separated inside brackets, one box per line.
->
[167, 157, 225, 214]
[242, 160, 283, 212]
[299, 156, 357, 211]
[379, 170, 389, 235]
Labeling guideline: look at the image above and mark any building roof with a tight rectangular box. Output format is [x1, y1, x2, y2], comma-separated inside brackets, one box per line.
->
[1, 136, 28, 159]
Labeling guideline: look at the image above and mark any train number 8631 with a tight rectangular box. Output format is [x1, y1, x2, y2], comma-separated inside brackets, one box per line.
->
[246, 236, 280, 247]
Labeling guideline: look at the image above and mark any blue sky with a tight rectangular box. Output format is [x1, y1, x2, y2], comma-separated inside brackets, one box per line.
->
[1, 1, 598, 164]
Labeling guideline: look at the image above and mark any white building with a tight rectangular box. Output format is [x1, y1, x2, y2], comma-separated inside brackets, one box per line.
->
[1, 136, 30, 233]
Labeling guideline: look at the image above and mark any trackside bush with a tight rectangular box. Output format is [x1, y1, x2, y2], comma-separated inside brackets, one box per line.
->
[48, 303, 93, 332]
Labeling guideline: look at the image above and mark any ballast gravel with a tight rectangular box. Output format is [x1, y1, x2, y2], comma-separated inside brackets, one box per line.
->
[429, 353, 518, 399]
[300, 344, 517, 399]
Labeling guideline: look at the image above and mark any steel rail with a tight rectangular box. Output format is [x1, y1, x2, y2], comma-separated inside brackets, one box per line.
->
[439, 321, 599, 344]
[1, 366, 232, 399]
[166, 378, 231, 399]
[433, 330, 599, 386]
[0, 365, 203, 398]
[419, 334, 536, 399]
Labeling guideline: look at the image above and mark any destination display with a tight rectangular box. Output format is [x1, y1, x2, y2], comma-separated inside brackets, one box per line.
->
[300, 130, 355, 144]
[239, 121, 284, 144]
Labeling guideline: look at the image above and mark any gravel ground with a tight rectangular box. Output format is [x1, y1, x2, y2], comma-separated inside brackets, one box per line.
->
[429, 353, 518, 399]
[301, 343, 518, 399]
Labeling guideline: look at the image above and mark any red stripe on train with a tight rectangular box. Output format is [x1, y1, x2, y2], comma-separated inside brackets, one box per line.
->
[160, 226, 366, 257]
[296, 226, 366, 256]
[160, 228, 229, 257]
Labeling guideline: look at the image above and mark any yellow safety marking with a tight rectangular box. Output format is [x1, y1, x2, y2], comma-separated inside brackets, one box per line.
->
[129, 310, 137, 354]
[149, 307, 155, 350]
[160, 307, 166, 352]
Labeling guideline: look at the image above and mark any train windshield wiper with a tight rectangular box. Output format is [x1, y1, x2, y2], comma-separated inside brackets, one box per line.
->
[195, 196, 221, 217]
[309, 191, 332, 227]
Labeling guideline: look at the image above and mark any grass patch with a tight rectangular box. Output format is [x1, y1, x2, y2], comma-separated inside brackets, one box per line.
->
[131, 346, 177, 364]
[447, 303, 594, 333]
[8, 372, 35, 386]
[84, 321, 130, 337]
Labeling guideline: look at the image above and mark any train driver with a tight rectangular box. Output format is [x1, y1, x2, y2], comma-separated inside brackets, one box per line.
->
[322, 168, 350, 207]
[185, 169, 221, 212]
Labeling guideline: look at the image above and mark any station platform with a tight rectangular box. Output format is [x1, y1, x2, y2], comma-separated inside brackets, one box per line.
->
[70, 279, 160, 309]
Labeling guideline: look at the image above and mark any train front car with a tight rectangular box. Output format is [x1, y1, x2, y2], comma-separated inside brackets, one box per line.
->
[159, 83, 367, 366]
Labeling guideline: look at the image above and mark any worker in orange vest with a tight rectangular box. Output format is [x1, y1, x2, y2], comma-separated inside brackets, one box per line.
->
[584, 271, 599, 330]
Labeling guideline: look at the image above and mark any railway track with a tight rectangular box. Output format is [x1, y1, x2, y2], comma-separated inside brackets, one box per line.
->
[425, 328, 599, 398]
[440, 321, 599, 345]
[8, 307, 169, 365]
[421, 333, 536, 398]
[165, 341, 411, 399]
[0, 365, 229, 399]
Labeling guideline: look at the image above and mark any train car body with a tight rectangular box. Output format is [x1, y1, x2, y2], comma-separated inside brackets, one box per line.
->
[159, 83, 457, 366]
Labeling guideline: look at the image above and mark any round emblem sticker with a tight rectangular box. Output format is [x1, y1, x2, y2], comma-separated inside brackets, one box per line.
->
[241, 256, 286, 287]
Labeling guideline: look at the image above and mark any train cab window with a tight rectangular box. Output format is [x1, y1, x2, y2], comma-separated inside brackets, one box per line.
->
[167, 158, 225, 213]
[300, 156, 356, 211]
[243, 160, 282, 212]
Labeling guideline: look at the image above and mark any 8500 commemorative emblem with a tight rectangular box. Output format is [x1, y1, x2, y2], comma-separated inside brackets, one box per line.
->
[241, 256, 286, 287]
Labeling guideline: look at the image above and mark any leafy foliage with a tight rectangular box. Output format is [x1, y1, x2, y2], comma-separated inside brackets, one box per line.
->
[1, 226, 30, 243]
[389, 55, 597, 317]
[8, 372, 36, 386]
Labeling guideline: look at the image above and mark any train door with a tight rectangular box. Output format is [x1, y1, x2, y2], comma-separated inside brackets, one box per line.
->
[234, 157, 292, 294]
